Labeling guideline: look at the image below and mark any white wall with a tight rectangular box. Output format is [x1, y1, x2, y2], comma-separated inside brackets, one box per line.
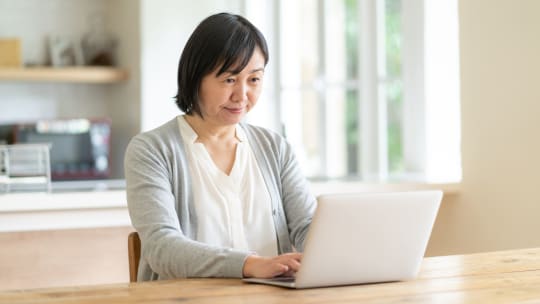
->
[107, 0, 141, 179]
[426, 0, 540, 256]
[139, 0, 243, 132]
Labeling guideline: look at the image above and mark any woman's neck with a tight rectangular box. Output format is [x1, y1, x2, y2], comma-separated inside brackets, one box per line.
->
[184, 114, 237, 143]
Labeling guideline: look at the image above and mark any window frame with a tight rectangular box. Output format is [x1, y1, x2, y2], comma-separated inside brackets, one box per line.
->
[244, 0, 461, 183]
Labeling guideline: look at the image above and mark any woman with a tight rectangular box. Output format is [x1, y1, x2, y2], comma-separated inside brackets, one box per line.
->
[125, 12, 316, 281]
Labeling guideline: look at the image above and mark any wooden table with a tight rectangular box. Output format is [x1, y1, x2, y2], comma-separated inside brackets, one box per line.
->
[2, 247, 540, 304]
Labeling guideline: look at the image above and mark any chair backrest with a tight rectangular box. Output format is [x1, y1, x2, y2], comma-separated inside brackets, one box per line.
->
[127, 231, 141, 283]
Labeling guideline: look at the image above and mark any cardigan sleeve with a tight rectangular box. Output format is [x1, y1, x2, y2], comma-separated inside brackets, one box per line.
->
[277, 137, 317, 251]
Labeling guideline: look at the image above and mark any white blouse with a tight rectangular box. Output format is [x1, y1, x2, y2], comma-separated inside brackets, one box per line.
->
[177, 116, 278, 257]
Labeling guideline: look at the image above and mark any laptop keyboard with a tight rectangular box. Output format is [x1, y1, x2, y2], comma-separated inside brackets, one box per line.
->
[269, 276, 295, 283]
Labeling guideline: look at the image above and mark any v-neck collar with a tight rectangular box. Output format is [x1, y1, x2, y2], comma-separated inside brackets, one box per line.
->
[177, 115, 247, 144]
[177, 115, 247, 177]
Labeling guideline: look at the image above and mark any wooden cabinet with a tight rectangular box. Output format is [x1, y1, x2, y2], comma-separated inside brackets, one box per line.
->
[0, 190, 132, 290]
[0, 226, 134, 290]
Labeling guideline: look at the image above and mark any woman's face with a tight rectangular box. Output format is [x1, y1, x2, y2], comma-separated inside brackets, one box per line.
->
[197, 48, 265, 126]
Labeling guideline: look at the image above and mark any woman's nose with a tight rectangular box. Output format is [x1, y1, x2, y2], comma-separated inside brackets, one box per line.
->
[232, 83, 248, 102]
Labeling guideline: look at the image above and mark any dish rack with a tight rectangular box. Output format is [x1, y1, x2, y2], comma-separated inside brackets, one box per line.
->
[0, 144, 52, 193]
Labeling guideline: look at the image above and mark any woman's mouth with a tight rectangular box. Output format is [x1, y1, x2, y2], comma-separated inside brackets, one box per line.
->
[225, 107, 244, 114]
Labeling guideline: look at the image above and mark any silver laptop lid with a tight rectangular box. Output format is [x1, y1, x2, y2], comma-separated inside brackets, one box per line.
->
[293, 190, 442, 288]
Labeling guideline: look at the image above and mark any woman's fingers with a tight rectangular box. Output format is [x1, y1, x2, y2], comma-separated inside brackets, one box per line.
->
[286, 258, 301, 272]
[243, 253, 303, 278]
[282, 252, 302, 261]
[277, 253, 302, 272]
[270, 263, 290, 277]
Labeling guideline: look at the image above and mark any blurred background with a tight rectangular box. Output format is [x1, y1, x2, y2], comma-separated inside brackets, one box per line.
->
[0, 0, 539, 291]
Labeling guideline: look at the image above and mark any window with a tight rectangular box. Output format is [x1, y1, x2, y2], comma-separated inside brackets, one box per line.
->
[245, 0, 461, 183]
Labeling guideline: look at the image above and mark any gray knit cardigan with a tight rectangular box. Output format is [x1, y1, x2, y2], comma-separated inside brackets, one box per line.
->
[124, 117, 316, 281]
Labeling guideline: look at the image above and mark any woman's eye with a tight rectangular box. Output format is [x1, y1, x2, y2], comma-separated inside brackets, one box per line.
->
[225, 78, 235, 84]
[251, 77, 261, 83]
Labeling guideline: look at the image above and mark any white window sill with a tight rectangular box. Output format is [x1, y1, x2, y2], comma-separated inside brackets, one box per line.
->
[309, 181, 460, 196]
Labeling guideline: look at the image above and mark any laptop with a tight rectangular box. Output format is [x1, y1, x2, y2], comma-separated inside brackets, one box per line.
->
[243, 190, 443, 289]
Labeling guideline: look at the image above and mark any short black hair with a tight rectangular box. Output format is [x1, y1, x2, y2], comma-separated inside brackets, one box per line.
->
[175, 12, 269, 116]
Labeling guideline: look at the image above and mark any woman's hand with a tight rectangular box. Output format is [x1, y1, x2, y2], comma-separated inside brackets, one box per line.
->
[242, 253, 302, 278]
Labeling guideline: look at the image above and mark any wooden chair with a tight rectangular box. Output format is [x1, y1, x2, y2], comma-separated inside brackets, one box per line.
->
[127, 231, 141, 283]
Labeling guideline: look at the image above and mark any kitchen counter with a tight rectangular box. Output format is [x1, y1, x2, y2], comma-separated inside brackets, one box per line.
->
[0, 190, 129, 232]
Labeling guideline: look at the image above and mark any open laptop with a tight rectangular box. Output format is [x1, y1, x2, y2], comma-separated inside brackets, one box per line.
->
[243, 190, 442, 289]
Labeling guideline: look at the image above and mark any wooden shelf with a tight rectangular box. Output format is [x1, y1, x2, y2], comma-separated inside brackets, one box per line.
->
[0, 67, 129, 83]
